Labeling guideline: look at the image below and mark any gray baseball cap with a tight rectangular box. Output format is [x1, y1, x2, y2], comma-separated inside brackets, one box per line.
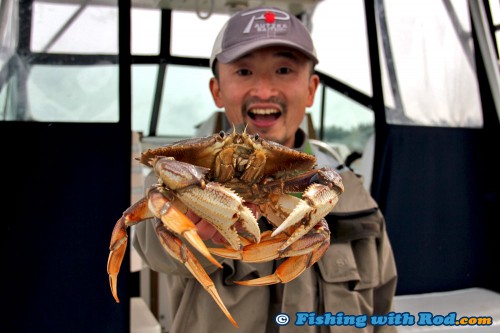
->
[210, 6, 318, 70]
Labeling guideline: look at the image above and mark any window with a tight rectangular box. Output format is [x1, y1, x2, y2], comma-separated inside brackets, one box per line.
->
[0, 0, 119, 122]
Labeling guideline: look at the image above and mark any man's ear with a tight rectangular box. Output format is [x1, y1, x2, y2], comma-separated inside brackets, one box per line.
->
[307, 74, 320, 107]
[209, 77, 224, 108]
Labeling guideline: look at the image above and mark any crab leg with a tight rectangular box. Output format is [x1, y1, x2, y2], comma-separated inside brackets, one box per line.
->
[154, 220, 238, 328]
[234, 240, 329, 286]
[209, 220, 330, 286]
[108, 196, 153, 303]
[147, 187, 222, 269]
[107, 187, 222, 304]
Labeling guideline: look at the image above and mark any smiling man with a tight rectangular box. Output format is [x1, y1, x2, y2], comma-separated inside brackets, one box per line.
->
[209, 7, 319, 149]
[134, 6, 398, 333]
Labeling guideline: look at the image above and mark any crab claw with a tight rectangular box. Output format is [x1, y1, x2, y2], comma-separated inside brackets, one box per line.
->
[154, 220, 238, 328]
[210, 221, 330, 286]
[151, 157, 260, 250]
[177, 182, 261, 250]
[270, 182, 339, 252]
[108, 197, 154, 303]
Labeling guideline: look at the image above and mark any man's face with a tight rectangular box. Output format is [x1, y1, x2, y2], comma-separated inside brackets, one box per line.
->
[209, 46, 319, 148]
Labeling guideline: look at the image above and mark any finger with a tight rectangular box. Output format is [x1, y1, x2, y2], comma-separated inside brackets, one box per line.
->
[212, 231, 229, 245]
[186, 210, 202, 223]
[195, 219, 219, 240]
[244, 203, 259, 219]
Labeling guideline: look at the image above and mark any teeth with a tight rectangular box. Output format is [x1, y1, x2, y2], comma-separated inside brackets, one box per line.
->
[250, 109, 279, 115]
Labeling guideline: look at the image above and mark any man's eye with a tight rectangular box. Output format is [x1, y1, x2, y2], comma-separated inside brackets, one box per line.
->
[236, 69, 252, 76]
[277, 67, 292, 74]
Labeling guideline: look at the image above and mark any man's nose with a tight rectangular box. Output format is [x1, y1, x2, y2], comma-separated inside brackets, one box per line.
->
[250, 76, 277, 99]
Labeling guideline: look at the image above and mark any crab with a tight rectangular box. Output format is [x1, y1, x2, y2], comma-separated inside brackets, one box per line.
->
[107, 129, 344, 328]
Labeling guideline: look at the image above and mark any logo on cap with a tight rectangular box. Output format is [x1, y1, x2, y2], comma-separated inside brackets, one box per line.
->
[241, 8, 290, 37]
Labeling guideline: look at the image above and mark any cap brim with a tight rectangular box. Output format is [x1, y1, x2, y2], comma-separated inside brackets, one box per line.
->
[216, 39, 318, 65]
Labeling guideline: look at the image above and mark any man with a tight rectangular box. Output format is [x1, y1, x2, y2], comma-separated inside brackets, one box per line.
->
[134, 5, 397, 332]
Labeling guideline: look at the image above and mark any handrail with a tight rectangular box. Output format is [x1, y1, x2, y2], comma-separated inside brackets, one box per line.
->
[308, 139, 345, 164]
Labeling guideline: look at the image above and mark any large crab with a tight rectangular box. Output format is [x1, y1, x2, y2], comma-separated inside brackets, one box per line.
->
[107, 130, 344, 328]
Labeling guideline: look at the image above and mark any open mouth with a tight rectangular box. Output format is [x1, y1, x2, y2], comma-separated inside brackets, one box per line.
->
[247, 108, 282, 121]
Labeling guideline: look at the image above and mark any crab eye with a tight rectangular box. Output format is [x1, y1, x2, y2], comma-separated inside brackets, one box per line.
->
[254, 133, 260, 141]
[219, 131, 225, 138]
